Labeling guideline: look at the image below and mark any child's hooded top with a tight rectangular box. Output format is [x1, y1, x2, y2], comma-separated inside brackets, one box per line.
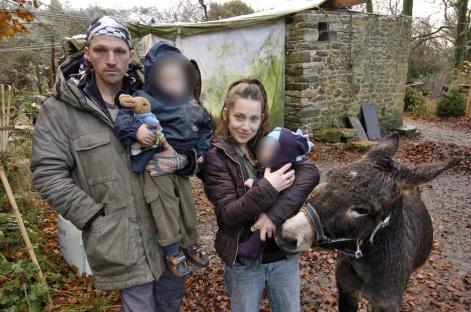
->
[260, 127, 311, 170]
[116, 42, 213, 172]
[238, 127, 312, 261]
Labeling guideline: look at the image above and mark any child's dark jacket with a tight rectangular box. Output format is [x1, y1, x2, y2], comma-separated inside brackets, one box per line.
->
[116, 42, 212, 172]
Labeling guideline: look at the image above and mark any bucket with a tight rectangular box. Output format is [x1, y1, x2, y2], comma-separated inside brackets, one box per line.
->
[57, 215, 92, 275]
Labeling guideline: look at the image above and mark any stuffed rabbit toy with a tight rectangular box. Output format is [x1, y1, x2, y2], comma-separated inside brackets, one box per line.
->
[119, 94, 165, 154]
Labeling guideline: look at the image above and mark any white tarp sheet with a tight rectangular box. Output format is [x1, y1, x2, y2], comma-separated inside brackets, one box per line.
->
[139, 19, 286, 125]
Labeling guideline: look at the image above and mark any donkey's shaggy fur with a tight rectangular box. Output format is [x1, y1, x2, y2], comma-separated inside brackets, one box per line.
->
[277, 133, 462, 311]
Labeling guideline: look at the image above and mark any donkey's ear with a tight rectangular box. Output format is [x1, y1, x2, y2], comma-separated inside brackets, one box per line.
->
[395, 157, 463, 189]
[365, 132, 400, 160]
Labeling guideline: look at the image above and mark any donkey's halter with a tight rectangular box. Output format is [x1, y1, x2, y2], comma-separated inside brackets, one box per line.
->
[301, 203, 391, 259]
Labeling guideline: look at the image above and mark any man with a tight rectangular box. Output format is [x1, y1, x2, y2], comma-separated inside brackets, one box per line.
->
[31, 16, 195, 311]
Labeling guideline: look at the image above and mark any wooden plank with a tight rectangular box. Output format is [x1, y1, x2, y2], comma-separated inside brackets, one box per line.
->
[431, 72, 448, 99]
[362, 104, 381, 140]
[348, 116, 368, 141]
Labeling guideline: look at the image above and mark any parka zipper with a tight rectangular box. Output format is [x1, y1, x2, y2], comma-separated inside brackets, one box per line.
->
[64, 80, 115, 129]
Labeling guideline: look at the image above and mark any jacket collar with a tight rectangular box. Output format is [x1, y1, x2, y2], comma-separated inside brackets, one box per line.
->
[213, 134, 251, 183]
[52, 51, 144, 128]
[213, 135, 238, 160]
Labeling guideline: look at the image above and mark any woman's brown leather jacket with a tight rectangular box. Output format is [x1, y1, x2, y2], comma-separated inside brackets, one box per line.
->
[202, 135, 320, 266]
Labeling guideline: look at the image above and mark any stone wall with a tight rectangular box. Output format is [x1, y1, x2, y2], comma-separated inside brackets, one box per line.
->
[285, 10, 412, 132]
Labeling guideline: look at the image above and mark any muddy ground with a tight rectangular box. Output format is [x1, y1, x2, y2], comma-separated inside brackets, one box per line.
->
[34, 116, 470, 311]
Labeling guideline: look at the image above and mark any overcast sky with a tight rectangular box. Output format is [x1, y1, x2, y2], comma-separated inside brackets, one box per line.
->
[45, 0, 447, 25]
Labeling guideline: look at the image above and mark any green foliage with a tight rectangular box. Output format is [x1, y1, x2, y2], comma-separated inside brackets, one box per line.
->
[24, 102, 40, 122]
[0, 252, 48, 311]
[208, 0, 254, 20]
[404, 88, 425, 112]
[0, 191, 48, 311]
[437, 87, 466, 117]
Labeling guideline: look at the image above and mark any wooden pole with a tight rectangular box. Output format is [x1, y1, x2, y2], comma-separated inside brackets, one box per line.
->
[0, 85, 52, 306]
[467, 77, 471, 117]
[0, 166, 52, 305]
[1, 84, 4, 154]
[50, 38, 56, 86]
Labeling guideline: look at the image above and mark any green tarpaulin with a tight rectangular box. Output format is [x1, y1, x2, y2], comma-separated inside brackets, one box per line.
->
[128, 1, 326, 40]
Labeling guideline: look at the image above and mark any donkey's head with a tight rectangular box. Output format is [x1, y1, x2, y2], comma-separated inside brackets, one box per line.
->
[277, 133, 462, 254]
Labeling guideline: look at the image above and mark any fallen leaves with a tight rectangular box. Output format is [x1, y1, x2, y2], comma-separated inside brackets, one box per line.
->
[24, 116, 471, 311]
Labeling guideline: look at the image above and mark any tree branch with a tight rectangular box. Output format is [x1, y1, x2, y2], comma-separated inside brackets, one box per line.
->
[412, 26, 452, 40]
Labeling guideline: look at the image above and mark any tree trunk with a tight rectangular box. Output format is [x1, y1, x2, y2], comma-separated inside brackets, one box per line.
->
[402, 0, 413, 16]
[366, 0, 373, 13]
[465, 11, 471, 62]
[455, 0, 469, 68]
[199, 0, 208, 21]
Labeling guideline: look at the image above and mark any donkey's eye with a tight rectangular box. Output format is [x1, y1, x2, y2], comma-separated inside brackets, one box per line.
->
[350, 207, 369, 216]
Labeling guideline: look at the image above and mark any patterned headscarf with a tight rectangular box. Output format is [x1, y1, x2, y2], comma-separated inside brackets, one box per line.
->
[86, 16, 132, 49]
[69, 16, 132, 84]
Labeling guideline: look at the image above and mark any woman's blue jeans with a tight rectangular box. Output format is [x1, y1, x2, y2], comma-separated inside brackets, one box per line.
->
[224, 254, 300, 312]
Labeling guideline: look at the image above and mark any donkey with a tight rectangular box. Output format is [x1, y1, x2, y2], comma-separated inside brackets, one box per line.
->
[276, 133, 462, 312]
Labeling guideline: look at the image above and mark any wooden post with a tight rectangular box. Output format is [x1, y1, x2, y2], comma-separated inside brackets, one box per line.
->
[467, 77, 471, 117]
[0, 84, 11, 154]
[0, 85, 52, 306]
[50, 45, 55, 87]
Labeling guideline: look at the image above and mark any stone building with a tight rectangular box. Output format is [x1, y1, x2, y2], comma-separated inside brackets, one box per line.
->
[131, 2, 412, 132]
[285, 10, 412, 131]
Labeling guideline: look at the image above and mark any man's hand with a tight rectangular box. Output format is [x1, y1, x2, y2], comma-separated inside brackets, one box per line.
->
[136, 124, 154, 147]
[251, 213, 276, 241]
[146, 142, 189, 176]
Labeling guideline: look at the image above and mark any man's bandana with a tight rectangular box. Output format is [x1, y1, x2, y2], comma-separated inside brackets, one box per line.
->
[86, 16, 132, 49]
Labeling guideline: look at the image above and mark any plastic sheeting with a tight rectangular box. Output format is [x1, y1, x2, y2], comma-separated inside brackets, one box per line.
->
[58, 215, 92, 275]
[127, 1, 326, 40]
[139, 19, 286, 125]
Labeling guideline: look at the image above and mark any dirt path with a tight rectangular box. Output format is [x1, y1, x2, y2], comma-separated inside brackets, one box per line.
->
[404, 116, 471, 147]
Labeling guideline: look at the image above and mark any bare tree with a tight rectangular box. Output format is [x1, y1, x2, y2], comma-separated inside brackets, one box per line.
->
[372, 0, 402, 15]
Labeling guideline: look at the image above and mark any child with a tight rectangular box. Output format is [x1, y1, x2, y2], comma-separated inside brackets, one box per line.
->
[239, 127, 313, 261]
[116, 42, 212, 278]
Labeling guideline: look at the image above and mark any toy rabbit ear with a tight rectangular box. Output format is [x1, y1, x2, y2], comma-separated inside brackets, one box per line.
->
[118, 94, 135, 108]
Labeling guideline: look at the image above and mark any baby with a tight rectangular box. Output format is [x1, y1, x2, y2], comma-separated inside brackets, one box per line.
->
[239, 127, 313, 261]
[116, 42, 212, 278]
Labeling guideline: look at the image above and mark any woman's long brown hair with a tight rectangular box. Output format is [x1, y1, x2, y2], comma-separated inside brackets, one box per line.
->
[216, 78, 270, 153]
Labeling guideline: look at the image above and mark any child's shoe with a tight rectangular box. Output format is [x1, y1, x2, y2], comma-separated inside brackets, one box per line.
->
[184, 244, 209, 267]
[166, 250, 192, 278]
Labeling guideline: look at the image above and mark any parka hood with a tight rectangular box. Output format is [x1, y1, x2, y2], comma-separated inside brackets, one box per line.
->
[143, 41, 196, 102]
[52, 51, 144, 113]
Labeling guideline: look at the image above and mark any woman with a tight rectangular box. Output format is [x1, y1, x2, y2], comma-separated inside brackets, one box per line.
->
[202, 79, 320, 312]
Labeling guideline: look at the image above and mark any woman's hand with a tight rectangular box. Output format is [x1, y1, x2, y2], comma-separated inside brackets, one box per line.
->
[136, 124, 154, 146]
[264, 163, 295, 192]
[251, 213, 276, 241]
[146, 142, 189, 176]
